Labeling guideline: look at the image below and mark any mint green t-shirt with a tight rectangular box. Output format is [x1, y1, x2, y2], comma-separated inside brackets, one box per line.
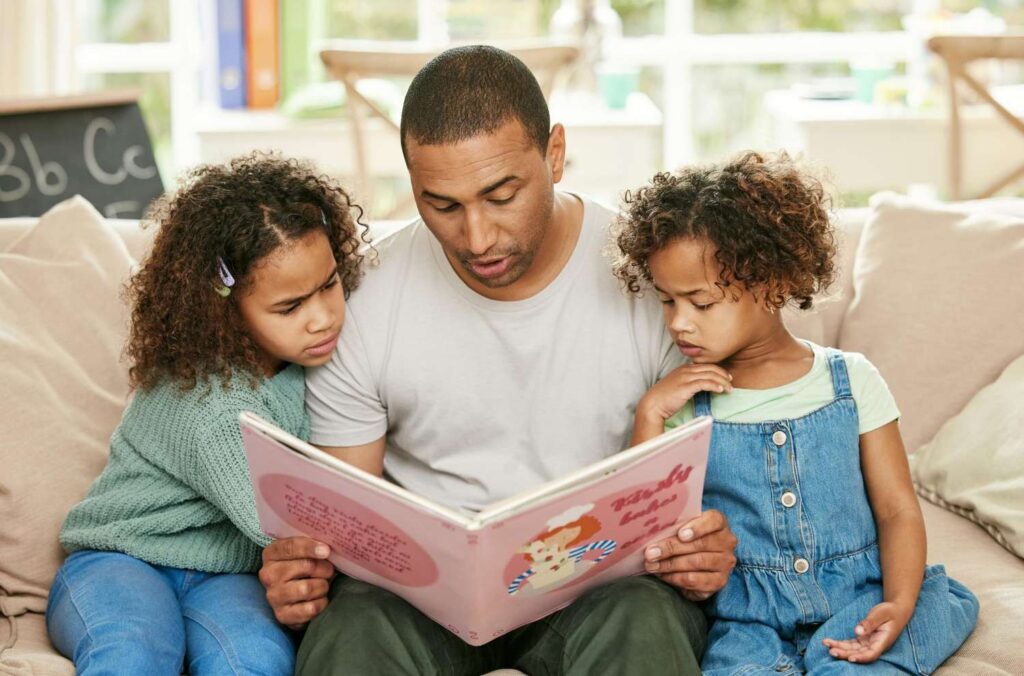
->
[665, 342, 899, 433]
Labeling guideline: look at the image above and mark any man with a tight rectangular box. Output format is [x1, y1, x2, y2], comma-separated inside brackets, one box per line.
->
[259, 45, 736, 675]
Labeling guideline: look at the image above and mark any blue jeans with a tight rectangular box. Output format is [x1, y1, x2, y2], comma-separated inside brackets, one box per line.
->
[46, 549, 295, 675]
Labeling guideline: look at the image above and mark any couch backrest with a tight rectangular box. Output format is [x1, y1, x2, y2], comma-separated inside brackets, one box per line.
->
[0, 218, 154, 261]
[2, 211, 865, 349]
[782, 207, 866, 348]
[831, 194, 1024, 453]
[1, 198, 137, 620]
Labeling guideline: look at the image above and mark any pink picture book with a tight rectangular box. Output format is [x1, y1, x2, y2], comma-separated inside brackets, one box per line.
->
[240, 412, 712, 646]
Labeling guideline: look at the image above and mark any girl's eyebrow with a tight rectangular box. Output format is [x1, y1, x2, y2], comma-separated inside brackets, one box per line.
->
[270, 269, 338, 308]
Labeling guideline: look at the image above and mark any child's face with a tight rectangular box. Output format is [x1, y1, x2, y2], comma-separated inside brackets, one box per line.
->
[237, 230, 346, 375]
[648, 237, 773, 365]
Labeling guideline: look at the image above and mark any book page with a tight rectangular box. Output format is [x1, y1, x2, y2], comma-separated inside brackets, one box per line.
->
[241, 413, 711, 645]
[474, 417, 712, 526]
[469, 419, 712, 642]
[241, 416, 479, 637]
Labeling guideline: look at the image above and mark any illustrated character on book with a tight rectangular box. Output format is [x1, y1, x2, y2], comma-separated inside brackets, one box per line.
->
[507, 503, 616, 597]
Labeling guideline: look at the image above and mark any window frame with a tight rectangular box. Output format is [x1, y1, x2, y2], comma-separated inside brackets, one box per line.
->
[62, 0, 915, 176]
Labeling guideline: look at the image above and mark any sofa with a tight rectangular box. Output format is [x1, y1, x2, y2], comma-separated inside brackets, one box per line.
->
[1, 194, 1022, 675]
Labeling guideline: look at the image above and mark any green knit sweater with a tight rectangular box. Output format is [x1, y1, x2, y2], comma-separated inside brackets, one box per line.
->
[60, 364, 308, 573]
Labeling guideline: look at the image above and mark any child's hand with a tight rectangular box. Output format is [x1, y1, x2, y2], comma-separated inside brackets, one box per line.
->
[637, 363, 733, 424]
[821, 601, 912, 663]
[631, 363, 732, 444]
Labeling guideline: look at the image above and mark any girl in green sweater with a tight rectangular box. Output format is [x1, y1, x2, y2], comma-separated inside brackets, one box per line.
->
[47, 154, 367, 675]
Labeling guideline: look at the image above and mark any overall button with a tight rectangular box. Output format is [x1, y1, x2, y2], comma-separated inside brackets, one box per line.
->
[772, 430, 787, 446]
[780, 491, 797, 508]
[794, 558, 810, 574]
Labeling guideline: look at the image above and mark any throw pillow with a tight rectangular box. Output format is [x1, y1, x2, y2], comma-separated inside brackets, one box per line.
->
[0, 196, 134, 619]
[838, 192, 1024, 452]
[912, 354, 1024, 559]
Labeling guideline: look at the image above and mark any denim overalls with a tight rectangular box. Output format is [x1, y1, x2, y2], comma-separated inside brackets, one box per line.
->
[698, 349, 978, 675]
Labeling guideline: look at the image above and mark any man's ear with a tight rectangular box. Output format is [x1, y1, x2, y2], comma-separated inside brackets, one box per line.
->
[546, 123, 567, 184]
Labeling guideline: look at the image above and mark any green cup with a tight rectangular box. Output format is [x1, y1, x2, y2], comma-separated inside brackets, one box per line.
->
[597, 65, 640, 109]
[850, 60, 894, 104]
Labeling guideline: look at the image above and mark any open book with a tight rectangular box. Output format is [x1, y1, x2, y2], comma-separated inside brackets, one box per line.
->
[240, 412, 712, 646]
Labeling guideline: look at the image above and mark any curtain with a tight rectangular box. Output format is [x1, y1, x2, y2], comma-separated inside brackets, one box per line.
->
[0, 0, 75, 99]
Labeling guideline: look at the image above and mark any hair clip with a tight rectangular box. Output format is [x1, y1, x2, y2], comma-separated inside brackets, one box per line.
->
[214, 257, 235, 297]
[320, 208, 328, 225]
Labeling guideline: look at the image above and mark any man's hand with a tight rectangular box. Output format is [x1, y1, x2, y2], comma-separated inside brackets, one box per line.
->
[259, 537, 336, 630]
[821, 601, 912, 663]
[644, 509, 737, 602]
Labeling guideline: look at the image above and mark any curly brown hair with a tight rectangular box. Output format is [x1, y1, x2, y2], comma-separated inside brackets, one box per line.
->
[611, 151, 836, 311]
[126, 152, 370, 391]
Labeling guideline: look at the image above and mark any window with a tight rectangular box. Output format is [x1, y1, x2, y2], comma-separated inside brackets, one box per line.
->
[76, 0, 170, 42]
[63, 0, 1019, 200]
[693, 0, 906, 33]
[69, 0, 184, 180]
[325, 0, 418, 40]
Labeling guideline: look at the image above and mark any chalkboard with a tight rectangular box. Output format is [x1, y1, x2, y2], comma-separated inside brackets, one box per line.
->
[0, 92, 165, 219]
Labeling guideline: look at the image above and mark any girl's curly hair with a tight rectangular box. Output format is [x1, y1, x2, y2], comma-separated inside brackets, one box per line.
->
[126, 152, 370, 391]
[611, 151, 836, 311]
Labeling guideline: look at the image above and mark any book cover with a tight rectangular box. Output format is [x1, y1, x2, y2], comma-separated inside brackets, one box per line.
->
[279, 0, 325, 105]
[241, 413, 712, 645]
[244, 0, 279, 108]
[214, 0, 247, 109]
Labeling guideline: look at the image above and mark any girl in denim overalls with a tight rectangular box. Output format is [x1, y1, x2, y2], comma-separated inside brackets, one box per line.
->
[613, 152, 978, 673]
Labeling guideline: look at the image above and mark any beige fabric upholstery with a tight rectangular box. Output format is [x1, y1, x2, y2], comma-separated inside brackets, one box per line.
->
[0, 197, 134, 620]
[838, 193, 1024, 453]
[0, 218, 149, 255]
[2, 195, 1023, 674]
[924, 499, 1024, 675]
[0, 614, 71, 676]
[913, 354, 1024, 559]
[782, 207, 865, 347]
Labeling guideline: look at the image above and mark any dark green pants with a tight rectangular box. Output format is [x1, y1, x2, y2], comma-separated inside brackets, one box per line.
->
[296, 574, 707, 675]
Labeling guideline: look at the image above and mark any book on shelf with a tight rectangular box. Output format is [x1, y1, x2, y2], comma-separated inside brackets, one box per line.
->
[205, 0, 247, 109]
[280, 0, 326, 105]
[244, 0, 280, 108]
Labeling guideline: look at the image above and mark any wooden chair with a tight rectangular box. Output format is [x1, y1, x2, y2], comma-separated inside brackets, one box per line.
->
[319, 40, 579, 218]
[928, 34, 1024, 199]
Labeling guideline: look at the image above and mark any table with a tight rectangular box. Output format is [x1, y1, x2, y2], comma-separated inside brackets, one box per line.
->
[764, 87, 1024, 198]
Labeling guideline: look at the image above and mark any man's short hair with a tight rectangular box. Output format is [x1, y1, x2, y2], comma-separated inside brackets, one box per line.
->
[400, 45, 551, 160]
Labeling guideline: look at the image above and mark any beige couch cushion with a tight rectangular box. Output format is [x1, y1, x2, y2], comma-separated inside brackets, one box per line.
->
[0, 197, 133, 626]
[0, 218, 149, 258]
[923, 499, 1024, 675]
[838, 193, 1024, 452]
[912, 354, 1024, 559]
[0, 613, 72, 676]
[783, 207, 865, 347]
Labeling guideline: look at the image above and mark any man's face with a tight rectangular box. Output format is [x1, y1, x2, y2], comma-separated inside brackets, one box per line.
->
[405, 119, 565, 294]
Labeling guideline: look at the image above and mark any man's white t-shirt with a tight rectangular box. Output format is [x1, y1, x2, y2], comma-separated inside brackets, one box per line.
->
[306, 196, 680, 512]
